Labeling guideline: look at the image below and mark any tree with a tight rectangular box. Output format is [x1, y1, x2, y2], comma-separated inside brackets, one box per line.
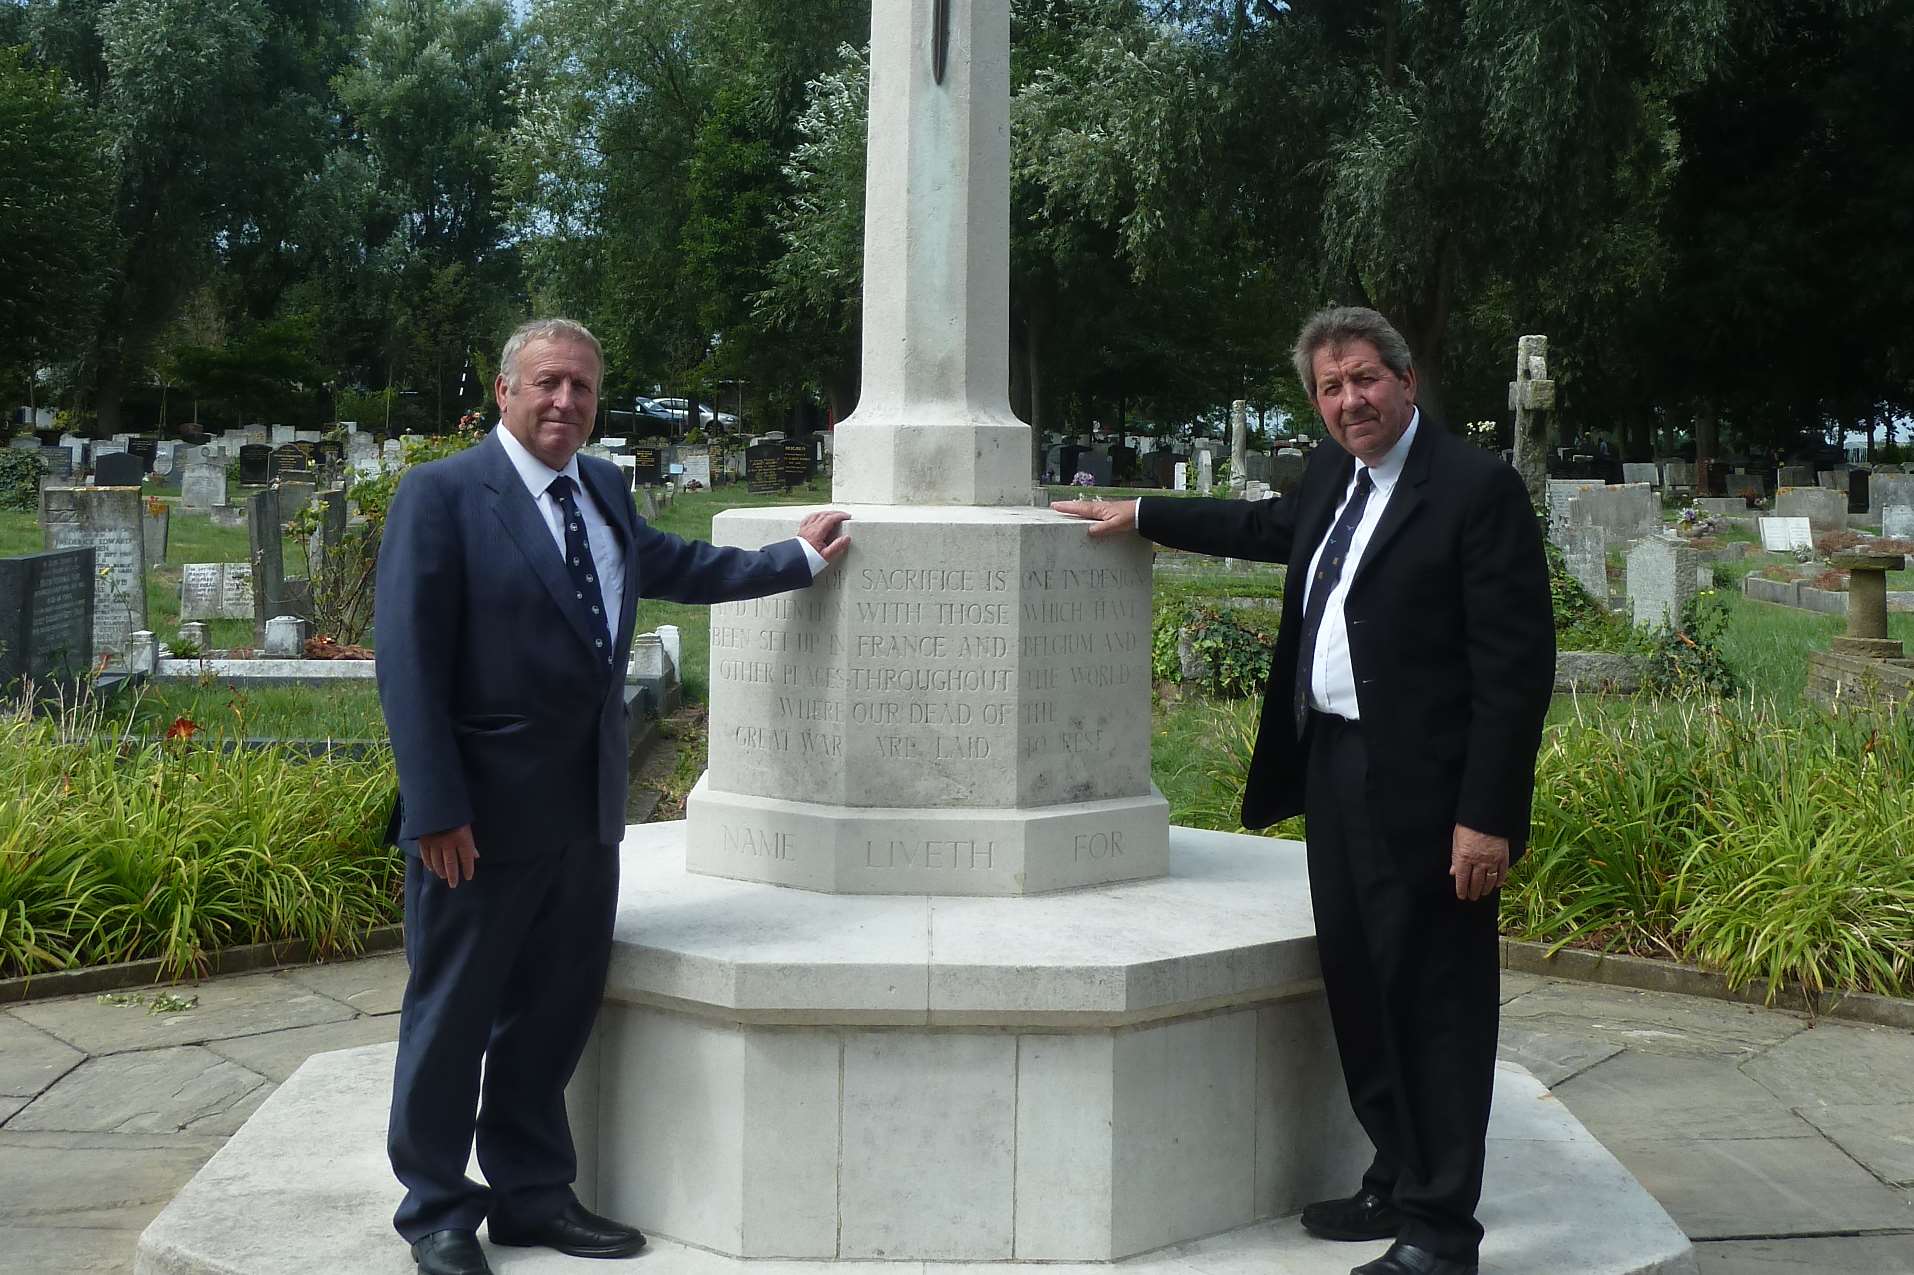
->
[0, 43, 116, 418]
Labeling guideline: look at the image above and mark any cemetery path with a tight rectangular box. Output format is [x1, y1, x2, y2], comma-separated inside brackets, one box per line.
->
[1, 958, 1909, 1274]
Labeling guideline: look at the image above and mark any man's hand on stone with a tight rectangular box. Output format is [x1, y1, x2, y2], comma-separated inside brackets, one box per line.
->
[1450, 824, 1509, 901]
[1051, 499, 1138, 539]
[798, 510, 853, 563]
[420, 824, 479, 888]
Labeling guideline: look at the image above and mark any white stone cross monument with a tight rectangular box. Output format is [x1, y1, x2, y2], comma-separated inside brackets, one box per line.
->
[687, 0, 1168, 896]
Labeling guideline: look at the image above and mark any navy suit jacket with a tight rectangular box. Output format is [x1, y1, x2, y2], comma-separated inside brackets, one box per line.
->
[374, 431, 811, 857]
[1139, 423, 1554, 857]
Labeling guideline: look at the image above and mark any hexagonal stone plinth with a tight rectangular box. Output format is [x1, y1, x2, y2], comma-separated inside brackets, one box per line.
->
[688, 505, 1167, 894]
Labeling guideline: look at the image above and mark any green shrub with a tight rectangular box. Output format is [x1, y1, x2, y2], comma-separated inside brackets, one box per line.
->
[1642, 590, 1737, 697]
[1151, 576, 1283, 696]
[0, 448, 41, 511]
[0, 698, 400, 980]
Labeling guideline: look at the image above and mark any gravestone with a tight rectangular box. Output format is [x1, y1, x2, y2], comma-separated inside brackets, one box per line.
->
[346, 432, 380, 477]
[272, 443, 310, 479]
[780, 439, 813, 488]
[1563, 525, 1609, 603]
[263, 615, 309, 657]
[678, 444, 712, 487]
[1269, 450, 1307, 497]
[1849, 468, 1871, 515]
[1076, 448, 1113, 487]
[1758, 516, 1814, 552]
[277, 480, 315, 515]
[630, 445, 663, 486]
[1627, 537, 1698, 629]
[152, 449, 175, 479]
[93, 451, 144, 488]
[39, 485, 146, 664]
[126, 437, 159, 473]
[141, 501, 169, 568]
[382, 439, 403, 470]
[0, 548, 95, 692]
[1622, 462, 1660, 487]
[181, 464, 227, 511]
[1868, 472, 1914, 519]
[180, 563, 255, 622]
[1882, 505, 1914, 540]
[38, 447, 72, 481]
[746, 442, 782, 494]
[1777, 464, 1815, 489]
[271, 424, 297, 446]
[1229, 399, 1248, 496]
[1818, 470, 1845, 491]
[1173, 461, 1189, 491]
[1774, 486, 1846, 533]
[1724, 473, 1765, 501]
[210, 503, 246, 529]
[238, 444, 272, 484]
[1508, 334, 1556, 504]
[247, 489, 285, 641]
[1662, 460, 1697, 490]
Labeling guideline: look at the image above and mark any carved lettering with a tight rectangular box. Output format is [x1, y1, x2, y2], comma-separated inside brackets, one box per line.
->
[864, 839, 998, 870]
[1073, 831, 1125, 861]
[722, 824, 793, 859]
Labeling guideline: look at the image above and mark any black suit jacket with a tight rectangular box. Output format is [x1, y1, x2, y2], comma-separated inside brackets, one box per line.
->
[1141, 422, 1554, 856]
[374, 431, 812, 857]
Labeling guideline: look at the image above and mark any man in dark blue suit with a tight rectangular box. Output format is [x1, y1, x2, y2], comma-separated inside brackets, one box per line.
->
[376, 318, 850, 1275]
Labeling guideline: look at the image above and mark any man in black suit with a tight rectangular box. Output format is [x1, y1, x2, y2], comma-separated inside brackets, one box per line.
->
[1055, 307, 1553, 1275]
[376, 318, 849, 1275]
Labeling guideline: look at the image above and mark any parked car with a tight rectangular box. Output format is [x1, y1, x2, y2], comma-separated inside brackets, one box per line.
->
[650, 397, 741, 430]
[632, 398, 680, 428]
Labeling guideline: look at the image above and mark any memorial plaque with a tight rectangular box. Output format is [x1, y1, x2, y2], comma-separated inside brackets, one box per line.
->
[630, 446, 663, 486]
[180, 562, 255, 621]
[1758, 516, 1814, 552]
[39, 485, 146, 662]
[93, 451, 144, 487]
[780, 439, 813, 487]
[239, 444, 272, 484]
[271, 443, 309, 478]
[747, 443, 783, 494]
[0, 548, 95, 691]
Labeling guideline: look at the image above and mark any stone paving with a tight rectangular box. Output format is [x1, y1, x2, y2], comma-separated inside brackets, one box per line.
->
[1, 960, 1909, 1274]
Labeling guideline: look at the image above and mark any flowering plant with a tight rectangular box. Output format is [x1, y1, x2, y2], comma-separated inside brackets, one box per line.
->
[1072, 470, 1097, 488]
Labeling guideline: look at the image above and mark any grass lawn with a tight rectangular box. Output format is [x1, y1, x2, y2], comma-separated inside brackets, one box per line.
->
[125, 679, 389, 739]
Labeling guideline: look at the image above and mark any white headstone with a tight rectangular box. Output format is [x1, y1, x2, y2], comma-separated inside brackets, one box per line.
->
[1173, 461, 1189, 492]
[181, 464, 227, 511]
[1197, 450, 1214, 494]
[1758, 516, 1814, 552]
[1622, 462, 1660, 487]
[1883, 505, 1914, 540]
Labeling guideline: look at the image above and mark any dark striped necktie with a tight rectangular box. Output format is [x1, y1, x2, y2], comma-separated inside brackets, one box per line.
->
[1293, 467, 1373, 737]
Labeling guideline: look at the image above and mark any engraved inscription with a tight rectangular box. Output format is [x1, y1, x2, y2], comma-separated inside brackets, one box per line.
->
[864, 838, 997, 870]
[722, 824, 792, 860]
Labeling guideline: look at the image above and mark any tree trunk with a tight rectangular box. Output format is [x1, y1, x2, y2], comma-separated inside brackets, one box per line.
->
[1696, 398, 1719, 488]
[94, 361, 126, 437]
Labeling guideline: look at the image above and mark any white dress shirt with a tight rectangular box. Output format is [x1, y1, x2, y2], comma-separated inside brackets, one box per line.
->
[496, 425, 627, 637]
[1302, 410, 1419, 719]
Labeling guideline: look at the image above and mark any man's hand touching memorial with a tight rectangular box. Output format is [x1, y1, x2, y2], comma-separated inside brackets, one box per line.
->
[1051, 499, 1138, 539]
[1450, 824, 1510, 901]
[797, 510, 853, 563]
[420, 824, 479, 888]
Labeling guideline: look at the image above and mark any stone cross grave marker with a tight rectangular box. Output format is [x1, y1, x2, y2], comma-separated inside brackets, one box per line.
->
[1509, 334, 1556, 505]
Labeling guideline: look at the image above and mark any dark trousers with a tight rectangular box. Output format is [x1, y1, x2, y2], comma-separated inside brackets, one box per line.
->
[388, 838, 618, 1242]
[1305, 712, 1500, 1263]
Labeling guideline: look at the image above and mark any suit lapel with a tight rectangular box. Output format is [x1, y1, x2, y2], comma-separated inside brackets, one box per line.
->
[477, 434, 607, 660]
[579, 458, 640, 650]
[1350, 421, 1436, 591]
[1293, 451, 1353, 562]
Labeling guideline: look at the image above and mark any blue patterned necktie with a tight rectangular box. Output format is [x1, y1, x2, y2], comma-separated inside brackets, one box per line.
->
[1293, 467, 1373, 736]
[547, 475, 613, 668]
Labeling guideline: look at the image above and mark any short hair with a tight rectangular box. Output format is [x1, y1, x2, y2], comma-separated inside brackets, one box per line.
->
[1291, 307, 1414, 400]
[500, 318, 603, 391]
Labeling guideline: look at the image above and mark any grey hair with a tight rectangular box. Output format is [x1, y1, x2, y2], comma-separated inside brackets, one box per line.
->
[1291, 306, 1414, 400]
[500, 318, 603, 390]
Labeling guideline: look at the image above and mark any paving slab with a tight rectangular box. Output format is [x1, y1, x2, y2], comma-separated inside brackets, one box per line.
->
[1695, 1236, 1914, 1273]
[206, 1013, 400, 1083]
[0, 1129, 223, 1274]
[8, 972, 356, 1055]
[1500, 982, 1808, 1060]
[1599, 1133, 1914, 1239]
[1497, 1020, 1623, 1088]
[1553, 1052, 1813, 1142]
[277, 953, 409, 1016]
[1794, 1102, 1914, 1186]
[7, 1046, 271, 1136]
[0, 1011, 86, 1103]
[1743, 1019, 1914, 1108]
[1497, 970, 1552, 1003]
[0, 1093, 29, 1124]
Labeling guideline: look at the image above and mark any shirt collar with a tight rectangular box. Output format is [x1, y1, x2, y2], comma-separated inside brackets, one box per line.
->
[1350, 407, 1419, 496]
[495, 423, 582, 499]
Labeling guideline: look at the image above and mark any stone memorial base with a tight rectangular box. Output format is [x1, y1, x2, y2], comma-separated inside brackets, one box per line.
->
[137, 823, 1696, 1275]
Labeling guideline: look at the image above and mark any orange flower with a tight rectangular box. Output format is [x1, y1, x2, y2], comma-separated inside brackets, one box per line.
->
[165, 716, 200, 741]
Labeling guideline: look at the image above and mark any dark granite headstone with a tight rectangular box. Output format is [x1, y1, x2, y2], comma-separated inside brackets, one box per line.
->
[0, 549, 95, 693]
[93, 451, 144, 487]
[272, 444, 310, 478]
[630, 446, 663, 486]
[746, 443, 783, 495]
[247, 488, 285, 642]
[126, 437, 159, 473]
[239, 444, 272, 484]
[780, 439, 813, 487]
[1850, 468, 1871, 516]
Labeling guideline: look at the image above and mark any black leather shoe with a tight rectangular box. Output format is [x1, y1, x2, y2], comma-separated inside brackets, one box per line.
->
[491, 1200, 647, 1259]
[411, 1230, 493, 1275]
[1300, 1188, 1402, 1241]
[1351, 1239, 1478, 1275]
